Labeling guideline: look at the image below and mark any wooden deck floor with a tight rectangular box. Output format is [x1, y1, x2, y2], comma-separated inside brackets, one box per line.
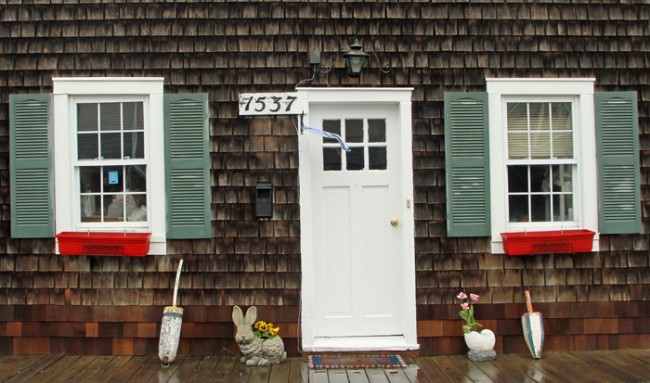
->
[0, 350, 648, 382]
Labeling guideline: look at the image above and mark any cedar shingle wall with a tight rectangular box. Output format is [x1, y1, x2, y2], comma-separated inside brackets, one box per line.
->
[0, 1, 649, 355]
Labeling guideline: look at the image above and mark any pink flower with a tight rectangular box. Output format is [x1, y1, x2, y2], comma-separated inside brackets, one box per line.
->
[457, 292, 467, 300]
[470, 293, 480, 302]
[460, 302, 469, 310]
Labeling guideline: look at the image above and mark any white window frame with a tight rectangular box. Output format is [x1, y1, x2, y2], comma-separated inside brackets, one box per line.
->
[53, 78, 167, 255]
[486, 78, 598, 254]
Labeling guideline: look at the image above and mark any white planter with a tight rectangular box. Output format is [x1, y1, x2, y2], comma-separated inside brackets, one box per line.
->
[464, 329, 496, 351]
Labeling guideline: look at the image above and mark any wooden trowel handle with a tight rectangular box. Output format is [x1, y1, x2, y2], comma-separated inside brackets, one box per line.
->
[525, 290, 534, 313]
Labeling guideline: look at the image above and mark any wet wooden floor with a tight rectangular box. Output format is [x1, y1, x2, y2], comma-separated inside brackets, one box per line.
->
[0, 350, 648, 382]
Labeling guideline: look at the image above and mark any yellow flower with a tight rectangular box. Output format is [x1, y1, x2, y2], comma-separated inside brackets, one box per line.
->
[270, 327, 280, 336]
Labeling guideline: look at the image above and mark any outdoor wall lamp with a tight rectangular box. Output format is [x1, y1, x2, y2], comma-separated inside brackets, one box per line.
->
[343, 39, 369, 77]
[298, 39, 392, 86]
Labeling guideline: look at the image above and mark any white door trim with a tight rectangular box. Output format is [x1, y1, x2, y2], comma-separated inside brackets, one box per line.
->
[296, 88, 418, 352]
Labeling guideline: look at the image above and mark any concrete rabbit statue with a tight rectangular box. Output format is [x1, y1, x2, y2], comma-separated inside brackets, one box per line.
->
[232, 305, 287, 366]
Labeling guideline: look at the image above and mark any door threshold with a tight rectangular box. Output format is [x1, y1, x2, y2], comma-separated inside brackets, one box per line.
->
[305, 336, 420, 352]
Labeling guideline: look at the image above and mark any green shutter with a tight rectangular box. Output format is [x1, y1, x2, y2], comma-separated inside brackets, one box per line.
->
[10, 94, 54, 238]
[164, 93, 211, 239]
[595, 92, 641, 234]
[444, 92, 490, 237]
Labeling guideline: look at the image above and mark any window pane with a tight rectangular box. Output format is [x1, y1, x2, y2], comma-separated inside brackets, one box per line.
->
[323, 148, 341, 171]
[531, 194, 551, 221]
[346, 147, 364, 170]
[105, 195, 123, 220]
[100, 103, 121, 131]
[126, 194, 147, 222]
[369, 147, 387, 170]
[530, 132, 550, 159]
[508, 166, 528, 193]
[77, 134, 98, 160]
[368, 119, 386, 142]
[322, 120, 341, 144]
[80, 167, 101, 193]
[553, 132, 573, 158]
[552, 164, 573, 192]
[530, 165, 550, 193]
[529, 103, 550, 131]
[553, 194, 573, 221]
[77, 104, 98, 132]
[126, 165, 147, 192]
[551, 102, 572, 131]
[123, 132, 145, 159]
[508, 132, 528, 159]
[123, 102, 144, 131]
[345, 119, 364, 143]
[101, 132, 121, 159]
[103, 166, 123, 193]
[507, 103, 528, 131]
[509, 195, 528, 222]
[80, 195, 101, 222]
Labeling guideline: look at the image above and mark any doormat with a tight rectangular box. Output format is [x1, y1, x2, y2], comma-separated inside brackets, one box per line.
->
[308, 355, 407, 369]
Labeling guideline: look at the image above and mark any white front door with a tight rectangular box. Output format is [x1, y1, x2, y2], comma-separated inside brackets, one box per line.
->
[298, 88, 418, 351]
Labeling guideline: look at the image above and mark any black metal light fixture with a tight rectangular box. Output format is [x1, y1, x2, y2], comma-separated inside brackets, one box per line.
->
[343, 39, 369, 77]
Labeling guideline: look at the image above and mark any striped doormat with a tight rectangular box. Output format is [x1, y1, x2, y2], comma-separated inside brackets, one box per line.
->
[308, 355, 407, 369]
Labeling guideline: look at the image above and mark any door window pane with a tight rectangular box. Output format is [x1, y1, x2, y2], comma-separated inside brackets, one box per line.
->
[345, 119, 363, 143]
[346, 147, 364, 171]
[323, 148, 341, 171]
[368, 119, 386, 142]
[369, 147, 387, 170]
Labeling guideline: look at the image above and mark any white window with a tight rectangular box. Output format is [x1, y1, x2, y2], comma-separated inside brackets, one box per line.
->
[53, 78, 167, 254]
[486, 78, 598, 253]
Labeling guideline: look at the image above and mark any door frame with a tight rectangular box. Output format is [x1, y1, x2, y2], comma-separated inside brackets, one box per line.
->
[296, 88, 418, 352]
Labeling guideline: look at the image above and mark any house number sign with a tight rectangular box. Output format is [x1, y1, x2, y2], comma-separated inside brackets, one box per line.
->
[238, 92, 305, 116]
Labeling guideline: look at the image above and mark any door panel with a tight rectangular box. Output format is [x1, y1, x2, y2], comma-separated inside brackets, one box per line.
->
[310, 104, 403, 338]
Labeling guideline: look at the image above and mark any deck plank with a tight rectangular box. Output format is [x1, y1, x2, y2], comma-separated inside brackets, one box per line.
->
[66, 355, 116, 382]
[166, 356, 204, 383]
[384, 368, 411, 383]
[288, 357, 309, 383]
[347, 369, 370, 383]
[328, 369, 350, 383]
[207, 356, 238, 383]
[4, 355, 66, 383]
[431, 355, 480, 383]
[471, 358, 530, 383]
[142, 355, 185, 383]
[493, 353, 554, 383]
[365, 368, 390, 383]
[541, 352, 618, 383]
[228, 359, 255, 383]
[94, 356, 147, 383]
[0, 355, 45, 382]
[32, 355, 97, 383]
[414, 356, 453, 383]
[186, 356, 221, 383]
[249, 365, 273, 383]
[310, 369, 330, 383]
[622, 349, 650, 364]
[399, 357, 429, 383]
[509, 353, 581, 383]
[570, 350, 650, 382]
[269, 360, 292, 383]
[446, 355, 495, 383]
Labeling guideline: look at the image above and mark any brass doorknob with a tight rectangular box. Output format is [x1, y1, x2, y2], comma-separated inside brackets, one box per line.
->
[390, 218, 399, 227]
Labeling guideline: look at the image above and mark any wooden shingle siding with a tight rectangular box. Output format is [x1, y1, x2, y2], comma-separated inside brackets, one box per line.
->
[0, 1, 649, 355]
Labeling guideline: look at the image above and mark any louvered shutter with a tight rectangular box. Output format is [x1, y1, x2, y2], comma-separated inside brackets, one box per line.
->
[444, 92, 490, 237]
[164, 94, 211, 238]
[10, 94, 54, 238]
[595, 92, 641, 234]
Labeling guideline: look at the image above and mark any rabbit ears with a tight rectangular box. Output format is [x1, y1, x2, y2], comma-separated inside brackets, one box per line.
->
[232, 305, 257, 327]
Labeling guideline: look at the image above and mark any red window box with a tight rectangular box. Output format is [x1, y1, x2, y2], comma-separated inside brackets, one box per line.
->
[56, 231, 152, 257]
[501, 229, 595, 256]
